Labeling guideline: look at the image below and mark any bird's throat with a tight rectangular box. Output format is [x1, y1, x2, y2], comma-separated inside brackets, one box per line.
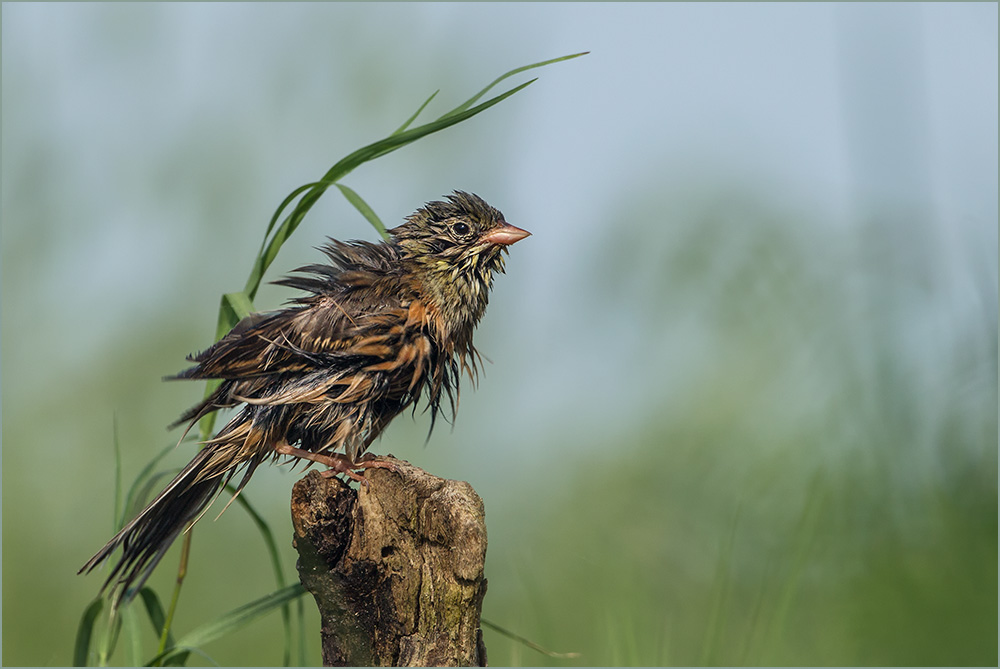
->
[415, 255, 499, 341]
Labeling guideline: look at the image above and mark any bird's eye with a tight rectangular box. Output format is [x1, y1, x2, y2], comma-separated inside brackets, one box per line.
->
[451, 221, 471, 237]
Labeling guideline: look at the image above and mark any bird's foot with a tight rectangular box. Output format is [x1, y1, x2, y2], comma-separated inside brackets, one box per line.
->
[275, 443, 398, 486]
[355, 452, 401, 473]
[322, 454, 401, 487]
[275, 442, 366, 483]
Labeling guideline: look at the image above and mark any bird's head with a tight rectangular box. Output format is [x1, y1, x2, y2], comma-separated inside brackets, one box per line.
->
[391, 191, 530, 334]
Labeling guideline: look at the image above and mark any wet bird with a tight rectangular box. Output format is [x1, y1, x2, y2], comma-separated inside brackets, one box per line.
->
[80, 191, 529, 603]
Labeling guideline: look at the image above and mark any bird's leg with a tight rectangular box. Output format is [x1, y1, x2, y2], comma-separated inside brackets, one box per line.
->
[351, 430, 402, 473]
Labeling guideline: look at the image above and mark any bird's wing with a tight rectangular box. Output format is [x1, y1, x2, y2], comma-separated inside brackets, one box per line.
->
[170, 240, 407, 382]
[166, 243, 416, 430]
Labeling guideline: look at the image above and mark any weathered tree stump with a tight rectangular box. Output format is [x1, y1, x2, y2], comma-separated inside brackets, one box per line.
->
[290, 457, 488, 666]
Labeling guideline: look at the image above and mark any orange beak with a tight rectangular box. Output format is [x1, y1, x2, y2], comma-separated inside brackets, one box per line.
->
[482, 223, 531, 246]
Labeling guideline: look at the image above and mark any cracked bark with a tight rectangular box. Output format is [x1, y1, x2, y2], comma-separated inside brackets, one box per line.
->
[291, 457, 488, 666]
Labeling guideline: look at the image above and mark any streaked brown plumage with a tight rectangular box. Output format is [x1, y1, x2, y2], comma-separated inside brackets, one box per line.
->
[80, 191, 529, 603]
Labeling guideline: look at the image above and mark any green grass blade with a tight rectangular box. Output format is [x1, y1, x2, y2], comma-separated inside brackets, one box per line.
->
[481, 618, 581, 659]
[227, 489, 294, 666]
[758, 472, 828, 662]
[245, 75, 537, 303]
[247, 52, 586, 295]
[121, 605, 144, 668]
[160, 651, 193, 667]
[295, 596, 308, 666]
[195, 291, 256, 439]
[147, 647, 213, 668]
[122, 445, 181, 527]
[177, 583, 304, 647]
[211, 292, 256, 367]
[137, 588, 172, 645]
[336, 184, 390, 241]
[196, 381, 221, 443]
[254, 181, 327, 263]
[243, 180, 331, 301]
[213, 290, 257, 345]
[229, 492, 286, 587]
[113, 414, 124, 531]
[698, 504, 742, 665]
[138, 588, 191, 666]
[126, 469, 181, 525]
[447, 51, 588, 117]
[73, 598, 104, 666]
[222, 291, 255, 325]
[392, 89, 440, 135]
[146, 584, 307, 666]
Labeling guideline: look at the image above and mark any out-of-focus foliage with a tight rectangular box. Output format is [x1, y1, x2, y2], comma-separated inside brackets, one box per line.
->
[481, 188, 997, 666]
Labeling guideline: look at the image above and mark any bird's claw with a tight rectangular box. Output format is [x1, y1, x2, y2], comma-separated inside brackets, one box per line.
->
[355, 454, 401, 473]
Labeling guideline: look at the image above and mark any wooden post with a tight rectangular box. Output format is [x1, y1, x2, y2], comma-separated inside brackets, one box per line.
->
[290, 458, 488, 666]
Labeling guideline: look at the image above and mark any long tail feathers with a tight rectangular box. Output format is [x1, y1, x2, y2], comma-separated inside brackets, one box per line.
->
[78, 446, 229, 606]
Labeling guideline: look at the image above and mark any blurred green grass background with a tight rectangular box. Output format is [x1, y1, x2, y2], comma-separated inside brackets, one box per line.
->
[2, 3, 996, 666]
